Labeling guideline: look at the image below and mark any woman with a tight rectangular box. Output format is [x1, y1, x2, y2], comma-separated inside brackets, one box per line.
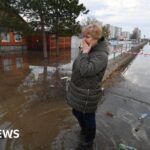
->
[66, 23, 109, 149]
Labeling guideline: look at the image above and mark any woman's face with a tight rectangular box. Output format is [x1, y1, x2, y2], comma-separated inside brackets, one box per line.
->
[83, 34, 97, 47]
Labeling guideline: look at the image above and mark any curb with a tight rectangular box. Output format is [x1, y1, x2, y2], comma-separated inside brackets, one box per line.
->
[103, 42, 147, 82]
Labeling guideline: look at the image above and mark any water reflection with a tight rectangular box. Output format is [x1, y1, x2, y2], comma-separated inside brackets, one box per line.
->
[27, 65, 56, 83]
[123, 44, 150, 88]
[0, 52, 29, 74]
[0, 50, 72, 150]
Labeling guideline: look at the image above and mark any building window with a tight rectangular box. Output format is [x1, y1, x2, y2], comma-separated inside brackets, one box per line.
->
[1, 32, 10, 42]
[14, 32, 22, 42]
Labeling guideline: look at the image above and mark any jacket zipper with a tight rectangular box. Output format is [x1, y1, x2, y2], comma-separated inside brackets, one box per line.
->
[84, 89, 90, 113]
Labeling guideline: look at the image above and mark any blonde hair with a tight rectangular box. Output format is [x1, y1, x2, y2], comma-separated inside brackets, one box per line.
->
[82, 23, 102, 40]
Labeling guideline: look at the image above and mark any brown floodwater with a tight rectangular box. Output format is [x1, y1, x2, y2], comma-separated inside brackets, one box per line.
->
[0, 45, 150, 150]
[0, 50, 74, 150]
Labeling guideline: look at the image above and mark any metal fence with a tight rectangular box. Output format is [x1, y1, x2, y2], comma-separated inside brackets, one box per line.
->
[71, 36, 141, 61]
[108, 41, 139, 60]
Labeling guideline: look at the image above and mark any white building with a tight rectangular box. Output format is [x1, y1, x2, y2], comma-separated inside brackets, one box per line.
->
[115, 27, 122, 40]
[106, 24, 114, 39]
[121, 31, 130, 40]
[106, 24, 122, 39]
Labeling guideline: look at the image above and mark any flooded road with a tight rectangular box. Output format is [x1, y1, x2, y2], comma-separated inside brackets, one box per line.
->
[0, 50, 73, 150]
[0, 44, 150, 150]
[51, 44, 150, 150]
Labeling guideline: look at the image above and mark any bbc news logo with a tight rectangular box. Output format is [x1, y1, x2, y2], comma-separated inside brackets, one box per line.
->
[0, 129, 20, 139]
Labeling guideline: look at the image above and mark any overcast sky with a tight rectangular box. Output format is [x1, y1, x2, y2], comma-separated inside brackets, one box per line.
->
[79, 0, 150, 38]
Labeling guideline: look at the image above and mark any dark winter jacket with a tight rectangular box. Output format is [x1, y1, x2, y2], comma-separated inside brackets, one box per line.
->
[66, 37, 109, 113]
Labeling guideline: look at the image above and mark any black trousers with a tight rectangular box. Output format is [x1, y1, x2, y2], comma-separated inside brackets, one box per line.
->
[72, 109, 96, 143]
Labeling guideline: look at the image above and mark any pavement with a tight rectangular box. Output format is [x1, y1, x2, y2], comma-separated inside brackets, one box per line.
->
[51, 44, 150, 150]
[51, 72, 150, 150]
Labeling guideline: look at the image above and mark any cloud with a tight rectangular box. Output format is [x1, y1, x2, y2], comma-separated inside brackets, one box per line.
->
[79, 0, 150, 38]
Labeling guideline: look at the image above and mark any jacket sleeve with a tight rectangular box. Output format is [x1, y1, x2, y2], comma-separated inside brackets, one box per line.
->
[79, 52, 108, 77]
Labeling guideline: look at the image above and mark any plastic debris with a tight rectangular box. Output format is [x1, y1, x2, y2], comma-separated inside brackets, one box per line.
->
[101, 87, 104, 91]
[118, 144, 137, 150]
[61, 76, 69, 80]
[101, 87, 104, 96]
[138, 113, 148, 120]
[105, 112, 114, 117]
[134, 113, 148, 132]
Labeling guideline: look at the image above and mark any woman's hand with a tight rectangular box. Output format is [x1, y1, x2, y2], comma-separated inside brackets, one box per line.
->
[82, 39, 92, 54]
